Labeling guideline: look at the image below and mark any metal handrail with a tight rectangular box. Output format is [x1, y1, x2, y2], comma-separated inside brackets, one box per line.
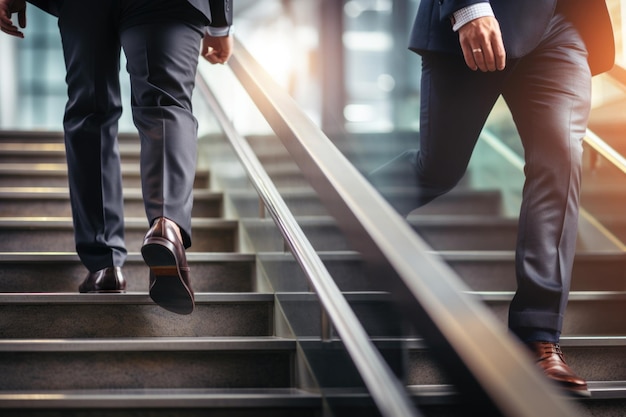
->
[195, 69, 421, 417]
[219, 38, 583, 417]
[584, 128, 626, 176]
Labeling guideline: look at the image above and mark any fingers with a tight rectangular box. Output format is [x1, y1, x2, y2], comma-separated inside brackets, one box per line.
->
[458, 16, 506, 72]
[0, 6, 25, 38]
[18, 8, 25, 28]
[201, 35, 233, 65]
[462, 45, 483, 71]
[467, 41, 505, 72]
[203, 48, 225, 64]
[202, 47, 229, 64]
[0, 21, 24, 38]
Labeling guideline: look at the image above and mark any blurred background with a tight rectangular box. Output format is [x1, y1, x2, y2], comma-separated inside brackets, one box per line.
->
[0, 0, 623, 152]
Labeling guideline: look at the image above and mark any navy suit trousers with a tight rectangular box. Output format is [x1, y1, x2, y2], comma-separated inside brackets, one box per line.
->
[57, 0, 206, 271]
[401, 13, 590, 341]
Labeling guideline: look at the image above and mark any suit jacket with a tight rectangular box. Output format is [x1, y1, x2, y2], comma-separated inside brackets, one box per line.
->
[409, 0, 615, 75]
[26, 0, 232, 28]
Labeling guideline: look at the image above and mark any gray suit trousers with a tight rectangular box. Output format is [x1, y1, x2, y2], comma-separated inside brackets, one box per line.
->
[373, 13, 591, 342]
[58, 0, 206, 271]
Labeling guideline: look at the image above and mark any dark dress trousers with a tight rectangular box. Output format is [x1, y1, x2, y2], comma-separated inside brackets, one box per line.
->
[26, 0, 232, 272]
[400, 0, 614, 341]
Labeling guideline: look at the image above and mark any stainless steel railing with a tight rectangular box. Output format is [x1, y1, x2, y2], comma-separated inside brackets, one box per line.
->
[195, 65, 421, 417]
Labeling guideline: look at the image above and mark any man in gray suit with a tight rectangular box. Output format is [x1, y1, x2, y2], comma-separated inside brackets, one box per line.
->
[370, 0, 615, 397]
[1, 0, 233, 315]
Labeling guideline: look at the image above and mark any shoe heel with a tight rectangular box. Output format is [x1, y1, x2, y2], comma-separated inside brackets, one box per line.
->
[141, 238, 177, 267]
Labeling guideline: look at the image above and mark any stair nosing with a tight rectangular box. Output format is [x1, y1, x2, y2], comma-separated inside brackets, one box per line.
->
[0, 217, 238, 229]
[402, 335, 626, 349]
[0, 187, 221, 200]
[437, 250, 626, 260]
[0, 252, 255, 262]
[0, 388, 320, 409]
[0, 336, 295, 352]
[0, 163, 208, 175]
[405, 382, 626, 401]
[0, 292, 274, 305]
[469, 290, 626, 302]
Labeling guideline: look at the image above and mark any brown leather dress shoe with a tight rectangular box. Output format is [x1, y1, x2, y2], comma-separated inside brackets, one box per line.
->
[528, 342, 590, 397]
[78, 266, 126, 293]
[141, 217, 194, 315]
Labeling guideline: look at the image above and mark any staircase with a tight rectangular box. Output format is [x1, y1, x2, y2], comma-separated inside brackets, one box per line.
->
[0, 130, 321, 416]
[1, 127, 625, 417]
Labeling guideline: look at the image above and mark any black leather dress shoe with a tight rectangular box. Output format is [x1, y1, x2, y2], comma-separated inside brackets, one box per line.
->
[528, 342, 590, 397]
[141, 217, 194, 315]
[78, 266, 126, 293]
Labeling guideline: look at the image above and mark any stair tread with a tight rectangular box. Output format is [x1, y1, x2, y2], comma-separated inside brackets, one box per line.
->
[0, 162, 201, 173]
[471, 290, 626, 301]
[402, 335, 626, 349]
[0, 142, 138, 153]
[0, 187, 221, 200]
[4, 382, 619, 408]
[406, 381, 626, 400]
[0, 292, 274, 304]
[0, 217, 237, 228]
[0, 252, 255, 262]
[0, 387, 321, 408]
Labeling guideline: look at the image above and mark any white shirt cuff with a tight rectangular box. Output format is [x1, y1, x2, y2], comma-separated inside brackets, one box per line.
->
[206, 26, 234, 37]
[452, 3, 494, 32]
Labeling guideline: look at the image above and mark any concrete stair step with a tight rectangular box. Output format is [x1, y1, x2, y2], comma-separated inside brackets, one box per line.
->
[242, 217, 352, 252]
[229, 188, 503, 218]
[0, 163, 210, 189]
[0, 253, 256, 293]
[245, 132, 417, 159]
[386, 188, 503, 216]
[0, 388, 321, 416]
[404, 336, 626, 386]
[0, 142, 141, 164]
[259, 250, 626, 294]
[0, 218, 238, 253]
[0, 337, 295, 390]
[0, 293, 274, 338]
[257, 251, 378, 293]
[441, 251, 626, 292]
[0, 187, 223, 218]
[408, 215, 519, 251]
[242, 216, 522, 252]
[0, 131, 137, 144]
[477, 291, 626, 335]
[215, 171, 312, 190]
[272, 292, 408, 338]
[406, 382, 626, 415]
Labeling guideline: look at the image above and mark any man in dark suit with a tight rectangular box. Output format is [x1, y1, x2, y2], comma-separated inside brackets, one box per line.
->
[1, 0, 233, 315]
[370, 0, 615, 397]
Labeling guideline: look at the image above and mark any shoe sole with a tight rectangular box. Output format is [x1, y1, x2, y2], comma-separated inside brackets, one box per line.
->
[141, 238, 194, 315]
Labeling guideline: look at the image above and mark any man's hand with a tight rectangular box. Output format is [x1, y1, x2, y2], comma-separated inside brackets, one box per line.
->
[0, 0, 26, 38]
[458, 16, 505, 72]
[201, 34, 233, 64]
